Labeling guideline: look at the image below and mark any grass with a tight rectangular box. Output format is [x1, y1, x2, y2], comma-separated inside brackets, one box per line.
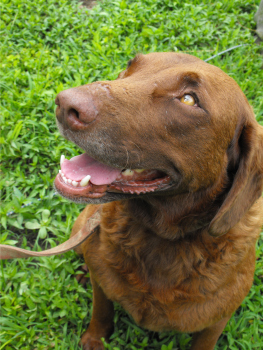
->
[0, 0, 263, 349]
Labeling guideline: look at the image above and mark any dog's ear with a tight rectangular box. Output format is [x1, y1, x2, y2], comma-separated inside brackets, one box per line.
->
[208, 118, 263, 237]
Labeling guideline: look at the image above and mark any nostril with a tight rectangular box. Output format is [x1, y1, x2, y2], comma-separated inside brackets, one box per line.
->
[68, 108, 79, 119]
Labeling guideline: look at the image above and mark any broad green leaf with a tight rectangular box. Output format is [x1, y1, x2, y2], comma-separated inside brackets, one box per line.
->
[38, 226, 47, 239]
[25, 221, 41, 230]
[41, 209, 50, 222]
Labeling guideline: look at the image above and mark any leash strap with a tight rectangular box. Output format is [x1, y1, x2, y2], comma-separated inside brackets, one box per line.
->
[0, 205, 101, 260]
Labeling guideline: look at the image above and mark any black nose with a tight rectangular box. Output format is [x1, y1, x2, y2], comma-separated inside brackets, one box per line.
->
[55, 87, 98, 130]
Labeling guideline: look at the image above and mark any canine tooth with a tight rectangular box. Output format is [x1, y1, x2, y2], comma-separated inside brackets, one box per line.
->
[60, 155, 66, 167]
[72, 181, 78, 187]
[59, 170, 62, 174]
[80, 175, 91, 187]
[122, 169, 134, 176]
[134, 169, 145, 173]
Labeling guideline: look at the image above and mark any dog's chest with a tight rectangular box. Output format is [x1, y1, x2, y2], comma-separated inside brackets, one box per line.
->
[83, 223, 255, 333]
[82, 200, 261, 333]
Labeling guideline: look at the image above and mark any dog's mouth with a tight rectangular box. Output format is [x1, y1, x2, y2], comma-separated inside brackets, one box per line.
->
[54, 153, 171, 199]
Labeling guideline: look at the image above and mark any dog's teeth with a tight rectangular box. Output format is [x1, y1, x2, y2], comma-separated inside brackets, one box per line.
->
[72, 181, 78, 187]
[67, 179, 72, 184]
[134, 169, 145, 173]
[80, 175, 91, 187]
[60, 155, 66, 167]
[122, 169, 134, 176]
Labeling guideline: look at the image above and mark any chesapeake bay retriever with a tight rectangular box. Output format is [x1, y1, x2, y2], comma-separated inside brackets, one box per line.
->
[54, 52, 263, 350]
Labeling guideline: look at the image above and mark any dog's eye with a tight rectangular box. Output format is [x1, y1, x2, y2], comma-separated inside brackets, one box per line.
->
[180, 94, 196, 106]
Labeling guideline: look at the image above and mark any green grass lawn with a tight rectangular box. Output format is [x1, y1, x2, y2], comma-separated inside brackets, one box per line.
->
[1, 0, 263, 349]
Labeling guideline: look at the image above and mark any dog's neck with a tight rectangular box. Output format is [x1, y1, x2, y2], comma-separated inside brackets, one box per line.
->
[121, 166, 231, 240]
[124, 191, 221, 240]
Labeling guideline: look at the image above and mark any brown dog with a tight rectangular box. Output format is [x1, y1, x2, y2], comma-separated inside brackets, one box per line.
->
[54, 52, 263, 350]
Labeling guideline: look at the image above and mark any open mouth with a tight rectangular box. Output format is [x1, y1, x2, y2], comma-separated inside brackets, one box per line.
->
[54, 153, 172, 199]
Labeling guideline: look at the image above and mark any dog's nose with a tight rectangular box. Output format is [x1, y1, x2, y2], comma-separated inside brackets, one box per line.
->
[55, 87, 98, 130]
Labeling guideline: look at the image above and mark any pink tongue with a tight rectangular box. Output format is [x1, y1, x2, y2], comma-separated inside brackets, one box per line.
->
[61, 153, 121, 185]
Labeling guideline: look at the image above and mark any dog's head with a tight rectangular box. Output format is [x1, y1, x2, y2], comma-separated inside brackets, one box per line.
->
[54, 52, 263, 236]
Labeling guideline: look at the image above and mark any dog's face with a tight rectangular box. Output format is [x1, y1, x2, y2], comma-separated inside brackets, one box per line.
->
[54, 52, 262, 230]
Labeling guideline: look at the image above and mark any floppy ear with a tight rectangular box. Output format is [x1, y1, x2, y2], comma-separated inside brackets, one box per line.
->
[208, 121, 263, 237]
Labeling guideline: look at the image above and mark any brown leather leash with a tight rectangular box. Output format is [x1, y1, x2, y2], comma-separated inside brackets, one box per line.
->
[0, 205, 101, 260]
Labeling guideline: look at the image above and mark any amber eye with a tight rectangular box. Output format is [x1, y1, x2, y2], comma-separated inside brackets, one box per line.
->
[180, 94, 196, 106]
